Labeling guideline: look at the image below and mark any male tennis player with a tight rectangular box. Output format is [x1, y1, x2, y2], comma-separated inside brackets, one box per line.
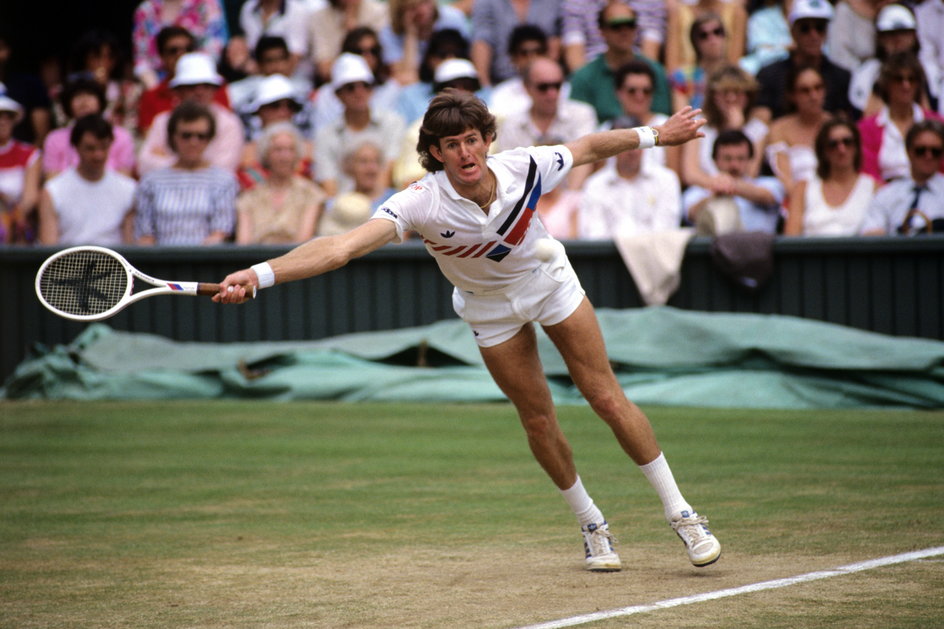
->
[215, 90, 721, 571]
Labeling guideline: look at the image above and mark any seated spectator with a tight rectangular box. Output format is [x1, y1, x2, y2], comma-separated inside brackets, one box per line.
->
[395, 28, 471, 125]
[785, 118, 877, 236]
[764, 65, 831, 193]
[134, 101, 238, 245]
[489, 25, 551, 119]
[237, 74, 314, 189]
[38, 115, 137, 245]
[65, 29, 142, 133]
[683, 129, 785, 234]
[344, 139, 395, 210]
[680, 65, 767, 188]
[309, 0, 390, 85]
[825, 0, 880, 74]
[569, 1, 671, 124]
[228, 36, 314, 137]
[861, 119, 944, 235]
[314, 53, 406, 196]
[740, 0, 791, 76]
[610, 59, 677, 171]
[670, 12, 730, 113]
[752, 0, 854, 124]
[664, 0, 746, 75]
[496, 57, 596, 188]
[579, 115, 682, 239]
[42, 78, 135, 179]
[312, 27, 401, 132]
[131, 0, 228, 90]
[236, 122, 324, 244]
[0, 95, 42, 244]
[239, 0, 311, 76]
[470, 0, 561, 87]
[138, 52, 244, 176]
[380, 0, 470, 86]
[561, 0, 666, 71]
[858, 52, 944, 182]
[914, 0, 944, 112]
[849, 4, 923, 116]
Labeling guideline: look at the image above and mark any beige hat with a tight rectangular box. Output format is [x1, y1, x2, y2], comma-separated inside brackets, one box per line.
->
[330, 53, 374, 92]
[170, 52, 223, 87]
[319, 192, 373, 236]
[696, 196, 742, 236]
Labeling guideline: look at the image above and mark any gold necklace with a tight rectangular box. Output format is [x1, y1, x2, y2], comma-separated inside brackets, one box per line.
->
[476, 174, 497, 210]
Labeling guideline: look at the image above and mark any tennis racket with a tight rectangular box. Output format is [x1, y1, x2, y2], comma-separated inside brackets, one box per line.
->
[35, 245, 255, 321]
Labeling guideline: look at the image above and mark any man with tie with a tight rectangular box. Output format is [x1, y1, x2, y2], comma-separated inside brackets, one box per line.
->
[862, 119, 944, 235]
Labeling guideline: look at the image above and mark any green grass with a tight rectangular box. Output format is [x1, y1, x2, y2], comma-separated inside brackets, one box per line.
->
[1, 402, 943, 628]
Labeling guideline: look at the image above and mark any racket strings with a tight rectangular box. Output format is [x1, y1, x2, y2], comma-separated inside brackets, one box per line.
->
[39, 250, 128, 316]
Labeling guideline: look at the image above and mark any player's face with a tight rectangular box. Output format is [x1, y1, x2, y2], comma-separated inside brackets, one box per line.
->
[430, 127, 491, 189]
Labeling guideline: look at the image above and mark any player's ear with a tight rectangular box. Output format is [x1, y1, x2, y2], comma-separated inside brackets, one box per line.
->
[428, 141, 443, 163]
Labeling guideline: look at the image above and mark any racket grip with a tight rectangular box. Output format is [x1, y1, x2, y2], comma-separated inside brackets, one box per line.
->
[198, 283, 257, 299]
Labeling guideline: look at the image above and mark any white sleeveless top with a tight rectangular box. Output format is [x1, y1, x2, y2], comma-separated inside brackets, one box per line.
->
[802, 174, 876, 236]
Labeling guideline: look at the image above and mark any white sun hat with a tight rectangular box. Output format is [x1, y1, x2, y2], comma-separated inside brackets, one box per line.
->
[169, 52, 223, 88]
[330, 53, 374, 92]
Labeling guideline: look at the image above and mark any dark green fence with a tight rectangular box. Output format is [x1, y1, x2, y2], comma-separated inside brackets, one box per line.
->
[2, 236, 942, 383]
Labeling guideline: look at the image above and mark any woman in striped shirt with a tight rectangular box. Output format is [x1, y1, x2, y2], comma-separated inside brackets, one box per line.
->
[134, 101, 238, 245]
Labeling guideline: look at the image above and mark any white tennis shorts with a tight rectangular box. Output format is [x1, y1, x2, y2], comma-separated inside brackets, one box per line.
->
[451, 257, 586, 347]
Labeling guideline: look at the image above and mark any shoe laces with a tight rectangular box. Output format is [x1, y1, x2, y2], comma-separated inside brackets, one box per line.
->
[672, 513, 712, 545]
[584, 523, 617, 556]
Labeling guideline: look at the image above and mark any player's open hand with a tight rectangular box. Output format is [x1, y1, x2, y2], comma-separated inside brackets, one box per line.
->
[213, 269, 258, 304]
[653, 106, 706, 147]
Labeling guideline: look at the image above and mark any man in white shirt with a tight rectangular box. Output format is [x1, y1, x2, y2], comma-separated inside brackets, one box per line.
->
[862, 119, 944, 235]
[38, 115, 136, 245]
[216, 93, 723, 574]
[579, 115, 681, 239]
[496, 57, 597, 188]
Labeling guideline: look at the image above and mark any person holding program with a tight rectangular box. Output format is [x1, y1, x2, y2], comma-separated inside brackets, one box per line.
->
[214, 90, 721, 573]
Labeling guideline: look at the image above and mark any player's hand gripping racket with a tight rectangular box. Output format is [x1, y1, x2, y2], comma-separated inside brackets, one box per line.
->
[35, 245, 255, 321]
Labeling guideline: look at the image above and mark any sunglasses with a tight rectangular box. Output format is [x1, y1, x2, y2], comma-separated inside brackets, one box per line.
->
[534, 81, 563, 93]
[698, 26, 725, 40]
[622, 86, 653, 96]
[340, 81, 371, 93]
[827, 136, 855, 149]
[796, 21, 828, 34]
[606, 18, 637, 31]
[912, 145, 944, 158]
[177, 131, 211, 141]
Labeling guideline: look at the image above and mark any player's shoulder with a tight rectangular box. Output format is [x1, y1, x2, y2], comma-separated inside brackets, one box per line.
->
[383, 174, 440, 212]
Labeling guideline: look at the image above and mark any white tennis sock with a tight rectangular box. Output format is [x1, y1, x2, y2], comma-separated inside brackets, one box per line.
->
[639, 452, 693, 522]
[559, 475, 605, 528]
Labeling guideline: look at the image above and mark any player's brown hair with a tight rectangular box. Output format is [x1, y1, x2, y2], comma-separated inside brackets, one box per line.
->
[416, 89, 496, 172]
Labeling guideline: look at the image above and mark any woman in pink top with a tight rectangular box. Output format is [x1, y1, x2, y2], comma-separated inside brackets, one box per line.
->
[42, 78, 136, 179]
[857, 51, 943, 181]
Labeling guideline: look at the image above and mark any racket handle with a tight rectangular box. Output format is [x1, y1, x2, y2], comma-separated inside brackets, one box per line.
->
[197, 283, 257, 299]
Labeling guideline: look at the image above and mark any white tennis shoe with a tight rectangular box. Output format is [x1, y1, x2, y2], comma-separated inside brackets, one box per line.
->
[581, 521, 622, 572]
[671, 510, 721, 567]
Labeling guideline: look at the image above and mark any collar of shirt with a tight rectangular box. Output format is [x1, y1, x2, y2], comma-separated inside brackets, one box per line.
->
[877, 102, 924, 127]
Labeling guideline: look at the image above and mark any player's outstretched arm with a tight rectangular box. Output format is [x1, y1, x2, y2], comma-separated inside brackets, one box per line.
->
[214, 218, 398, 304]
[566, 106, 706, 167]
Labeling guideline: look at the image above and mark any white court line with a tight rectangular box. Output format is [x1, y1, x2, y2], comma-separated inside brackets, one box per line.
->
[516, 545, 944, 629]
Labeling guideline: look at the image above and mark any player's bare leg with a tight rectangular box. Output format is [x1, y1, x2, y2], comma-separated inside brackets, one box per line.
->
[479, 323, 620, 570]
[543, 298, 722, 567]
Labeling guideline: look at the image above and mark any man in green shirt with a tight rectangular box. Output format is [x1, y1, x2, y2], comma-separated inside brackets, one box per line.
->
[569, 1, 671, 122]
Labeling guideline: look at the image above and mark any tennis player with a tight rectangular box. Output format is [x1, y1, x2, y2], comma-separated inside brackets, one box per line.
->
[215, 90, 721, 571]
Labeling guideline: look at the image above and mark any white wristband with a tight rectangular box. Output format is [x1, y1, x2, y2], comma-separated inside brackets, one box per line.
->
[634, 126, 656, 149]
[251, 262, 275, 289]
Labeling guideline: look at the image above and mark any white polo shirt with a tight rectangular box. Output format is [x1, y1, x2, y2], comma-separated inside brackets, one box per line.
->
[373, 145, 574, 294]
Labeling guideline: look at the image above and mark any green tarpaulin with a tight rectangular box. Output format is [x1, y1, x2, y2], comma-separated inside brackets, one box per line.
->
[4, 307, 942, 408]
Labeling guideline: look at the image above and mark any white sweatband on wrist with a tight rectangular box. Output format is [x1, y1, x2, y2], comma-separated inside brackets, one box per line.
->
[634, 126, 656, 149]
[251, 262, 275, 289]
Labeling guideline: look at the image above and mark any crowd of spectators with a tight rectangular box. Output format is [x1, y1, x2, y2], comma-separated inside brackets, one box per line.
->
[2, 0, 944, 247]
